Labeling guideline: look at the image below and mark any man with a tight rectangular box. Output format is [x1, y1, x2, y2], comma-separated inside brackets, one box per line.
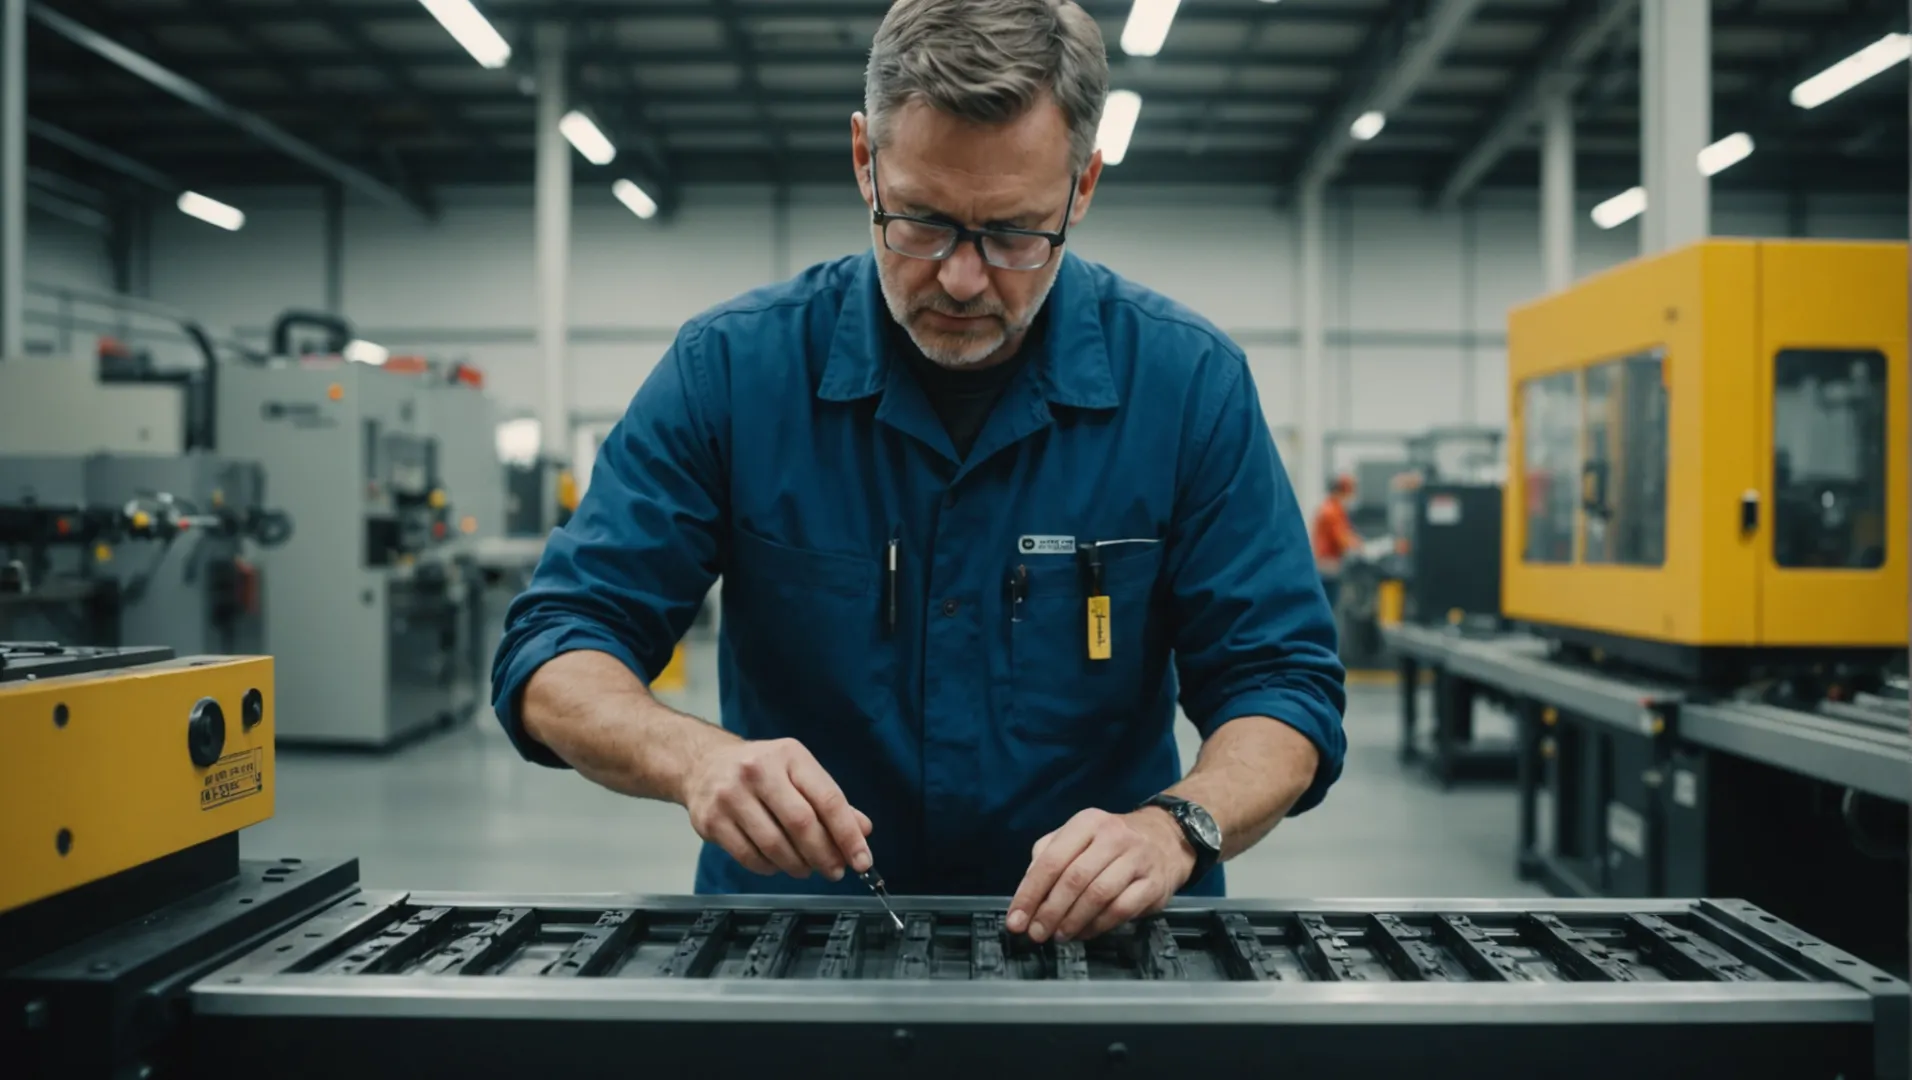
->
[492, 0, 1345, 945]
[1312, 473, 1363, 610]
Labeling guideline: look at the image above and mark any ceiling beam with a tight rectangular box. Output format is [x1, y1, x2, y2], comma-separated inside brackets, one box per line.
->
[1430, 0, 1639, 209]
[578, 17, 681, 215]
[116, 0, 1538, 29]
[96, 145, 1907, 193]
[189, 0, 420, 175]
[708, 0, 784, 181]
[293, 0, 501, 155]
[27, 2, 434, 219]
[27, 118, 178, 190]
[1725, 1, 1908, 141]
[1292, 0, 1489, 195]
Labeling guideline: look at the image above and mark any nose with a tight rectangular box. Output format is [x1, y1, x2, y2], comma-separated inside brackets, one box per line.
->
[936, 240, 990, 304]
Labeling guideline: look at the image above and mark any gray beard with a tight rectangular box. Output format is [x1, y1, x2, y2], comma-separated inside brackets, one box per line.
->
[874, 243, 1060, 370]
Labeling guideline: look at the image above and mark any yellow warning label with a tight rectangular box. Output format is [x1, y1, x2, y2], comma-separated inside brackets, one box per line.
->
[1086, 595, 1111, 661]
[200, 748, 264, 810]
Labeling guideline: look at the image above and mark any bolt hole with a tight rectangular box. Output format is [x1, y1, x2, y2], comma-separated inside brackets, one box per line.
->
[55, 829, 72, 856]
[306, 932, 323, 938]
[224, 977, 242, 984]
[1757, 915, 1776, 923]
[352, 901, 367, 907]
[277, 944, 293, 952]
[239, 898, 254, 905]
[1837, 958, 1857, 965]
[1874, 975, 1895, 984]
[280, 857, 302, 865]
[53, 704, 68, 728]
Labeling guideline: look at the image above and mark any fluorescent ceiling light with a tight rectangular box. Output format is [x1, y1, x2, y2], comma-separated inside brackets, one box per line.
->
[343, 339, 390, 366]
[1119, 0, 1181, 58]
[1590, 186, 1646, 230]
[176, 191, 244, 232]
[419, 0, 511, 69]
[613, 179, 658, 219]
[559, 110, 617, 165]
[1097, 89, 1143, 166]
[1698, 132, 1754, 177]
[1790, 33, 1910, 109]
[1349, 110, 1386, 142]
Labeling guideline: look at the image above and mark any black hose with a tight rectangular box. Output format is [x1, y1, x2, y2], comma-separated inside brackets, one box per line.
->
[270, 310, 355, 358]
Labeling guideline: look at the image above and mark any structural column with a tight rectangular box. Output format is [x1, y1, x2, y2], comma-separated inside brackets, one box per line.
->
[1540, 95, 1574, 293]
[1, 0, 27, 358]
[534, 22, 573, 526]
[322, 182, 345, 316]
[1296, 179, 1326, 518]
[1639, 0, 1709, 253]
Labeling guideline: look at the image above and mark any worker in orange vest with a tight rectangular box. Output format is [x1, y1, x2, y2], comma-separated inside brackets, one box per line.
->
[1311, 473, 1363, 610]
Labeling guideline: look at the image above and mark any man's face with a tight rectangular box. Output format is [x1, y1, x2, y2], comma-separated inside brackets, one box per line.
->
[852, 98, 1099, 369]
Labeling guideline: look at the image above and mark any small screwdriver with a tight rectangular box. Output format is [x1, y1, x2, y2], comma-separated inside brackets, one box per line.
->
[859, 869, 905, 931]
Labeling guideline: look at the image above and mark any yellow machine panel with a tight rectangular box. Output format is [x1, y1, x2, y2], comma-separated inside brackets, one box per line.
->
[0, 655, 275, 913]
[1503, 239, 1906, 679]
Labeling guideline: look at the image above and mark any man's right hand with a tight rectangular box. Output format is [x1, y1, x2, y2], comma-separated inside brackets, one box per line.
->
[681, 737, 874, 880]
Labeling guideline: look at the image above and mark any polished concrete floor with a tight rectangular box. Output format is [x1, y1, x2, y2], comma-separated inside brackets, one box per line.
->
[243, 642, 1540, 901]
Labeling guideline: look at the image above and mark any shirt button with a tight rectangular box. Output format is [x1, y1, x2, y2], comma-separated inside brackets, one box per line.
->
[941, 599, 959, 617]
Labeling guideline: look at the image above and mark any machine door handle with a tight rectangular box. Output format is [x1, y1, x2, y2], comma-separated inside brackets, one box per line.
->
[1739, 489, 1760, 535]
[1581, 461, 1610, 519]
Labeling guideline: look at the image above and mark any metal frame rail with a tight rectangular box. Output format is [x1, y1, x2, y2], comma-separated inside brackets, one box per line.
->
[175, 891, 1906, 1080]
[1383, 622, 1523, 786]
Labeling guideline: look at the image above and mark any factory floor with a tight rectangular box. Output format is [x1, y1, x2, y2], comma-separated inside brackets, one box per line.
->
[242, 642, 1540, 901]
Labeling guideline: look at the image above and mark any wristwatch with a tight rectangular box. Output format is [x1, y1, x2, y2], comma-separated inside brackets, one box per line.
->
[1139, 794, 1222, 886]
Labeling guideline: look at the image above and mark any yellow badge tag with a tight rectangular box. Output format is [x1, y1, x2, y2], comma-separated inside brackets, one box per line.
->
[1087, 595, 1111, 660]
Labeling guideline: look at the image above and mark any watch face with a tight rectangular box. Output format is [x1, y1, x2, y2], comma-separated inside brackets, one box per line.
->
[1183, 802, 1222, 852]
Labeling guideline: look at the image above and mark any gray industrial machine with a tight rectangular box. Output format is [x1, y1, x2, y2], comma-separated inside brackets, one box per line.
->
[215, 352, 479, 747]
[0, 453, 287, 655]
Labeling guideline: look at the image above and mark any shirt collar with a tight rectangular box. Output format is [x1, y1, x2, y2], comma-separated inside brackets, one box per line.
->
[819, 250, 1118, 410]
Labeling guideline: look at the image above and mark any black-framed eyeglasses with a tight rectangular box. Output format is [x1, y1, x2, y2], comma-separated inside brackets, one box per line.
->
[868, 150, 1077, 272]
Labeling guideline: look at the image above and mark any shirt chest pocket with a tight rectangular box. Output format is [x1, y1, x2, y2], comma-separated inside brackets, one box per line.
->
[1008, 544, 1166, 743]
[726, 527, 897, 728]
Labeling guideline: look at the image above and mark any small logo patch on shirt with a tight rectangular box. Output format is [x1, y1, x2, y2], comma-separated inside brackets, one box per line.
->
[1018, 535, 1077, 555]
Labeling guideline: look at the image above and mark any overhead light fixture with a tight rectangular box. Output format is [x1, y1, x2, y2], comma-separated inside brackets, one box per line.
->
[1698, 132, 1754, 177]
[176, 191, 245, 232]
[1349, 110, 1387, 142]
[559, 110, 617, 165]
[613, 179, 658, 220]
[1097, 89, 1143, 166]
[1591, 186, 1646, 229]
[419, 0, 512, 70]
[1790, 33, 1911, 109]
[1119, 0, 1181, 58]
[343, 339, 390, 366]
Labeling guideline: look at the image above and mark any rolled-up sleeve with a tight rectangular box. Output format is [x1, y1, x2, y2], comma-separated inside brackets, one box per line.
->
[490, 326, 729, 767]
[1165, 353, 1347, 814]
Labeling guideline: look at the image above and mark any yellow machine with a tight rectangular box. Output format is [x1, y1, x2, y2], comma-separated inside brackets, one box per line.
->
[0, 648, 275, 913]
[1503, 239, 1906, 683]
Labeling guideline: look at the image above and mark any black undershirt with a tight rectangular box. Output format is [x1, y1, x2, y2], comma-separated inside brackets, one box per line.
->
[887, 306, 1047, 459]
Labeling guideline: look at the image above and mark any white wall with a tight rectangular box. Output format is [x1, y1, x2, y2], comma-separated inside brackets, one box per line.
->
[138, 182, 1906, 455]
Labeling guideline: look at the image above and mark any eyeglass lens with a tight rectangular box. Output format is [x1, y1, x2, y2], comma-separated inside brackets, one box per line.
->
[882, 219, 1053, 270]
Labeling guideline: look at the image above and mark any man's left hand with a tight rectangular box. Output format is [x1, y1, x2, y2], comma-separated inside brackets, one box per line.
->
[1006, 807, 1195, 943]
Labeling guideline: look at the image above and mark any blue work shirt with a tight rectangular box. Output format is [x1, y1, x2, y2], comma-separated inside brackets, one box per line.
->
[492, 250, 1346, 898]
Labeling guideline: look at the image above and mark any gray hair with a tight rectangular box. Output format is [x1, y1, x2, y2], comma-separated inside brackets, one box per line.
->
[865, 0, 1110, 174]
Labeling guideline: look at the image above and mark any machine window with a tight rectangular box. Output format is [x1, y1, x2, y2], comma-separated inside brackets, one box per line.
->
[1773, 349, 1888, 569]
[1520, 372, 1580, 564]
[1581, 351, 1668, 567]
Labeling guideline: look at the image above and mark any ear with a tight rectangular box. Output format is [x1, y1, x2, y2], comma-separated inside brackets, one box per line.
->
[851, 113, 875, 209]
[1069, 148, 1104, 226]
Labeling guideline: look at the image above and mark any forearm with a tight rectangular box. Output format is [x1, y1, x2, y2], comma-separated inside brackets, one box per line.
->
[1165, 716, 1320, 860]
[520, 649, 737, 805]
